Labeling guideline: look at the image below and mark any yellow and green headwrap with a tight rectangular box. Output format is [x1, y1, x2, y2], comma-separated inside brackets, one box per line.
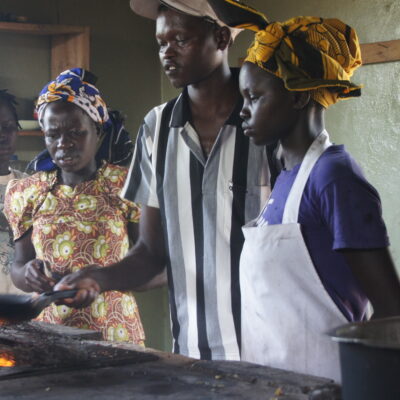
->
[208, 0, 362, 108]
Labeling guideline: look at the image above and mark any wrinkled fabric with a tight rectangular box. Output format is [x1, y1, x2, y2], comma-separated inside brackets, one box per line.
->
[206, 1, 362, 108]
[37, 68, 109, 126]
[244, 17, 362, 107]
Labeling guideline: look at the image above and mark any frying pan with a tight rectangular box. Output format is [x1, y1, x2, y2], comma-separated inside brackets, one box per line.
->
[0, 290, 78, 325]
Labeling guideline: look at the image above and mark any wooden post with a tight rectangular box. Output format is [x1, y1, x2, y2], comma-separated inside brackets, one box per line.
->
[51, 28, 90, 77]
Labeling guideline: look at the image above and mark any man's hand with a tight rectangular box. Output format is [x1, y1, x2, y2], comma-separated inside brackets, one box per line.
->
[24, 259, 55, 293]
[52, 206, 167, 307]
[54, 265, 101, 309]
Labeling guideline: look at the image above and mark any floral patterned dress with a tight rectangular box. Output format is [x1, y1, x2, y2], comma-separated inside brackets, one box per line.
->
[4, 163, 145, 344]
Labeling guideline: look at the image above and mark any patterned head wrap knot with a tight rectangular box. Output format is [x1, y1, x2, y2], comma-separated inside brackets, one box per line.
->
[36, 68, 110, 127]
[207, 1, 362, 108]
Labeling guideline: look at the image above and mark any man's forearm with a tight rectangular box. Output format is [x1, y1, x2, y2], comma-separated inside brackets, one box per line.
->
[88, 241, 166, 292]
[134, 269, 168, 291]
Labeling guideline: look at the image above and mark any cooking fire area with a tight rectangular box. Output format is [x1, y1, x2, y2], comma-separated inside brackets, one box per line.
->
[0, 322, 341, 399]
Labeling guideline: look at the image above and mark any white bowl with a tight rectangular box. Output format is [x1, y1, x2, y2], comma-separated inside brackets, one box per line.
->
[19, 120, 40, 130]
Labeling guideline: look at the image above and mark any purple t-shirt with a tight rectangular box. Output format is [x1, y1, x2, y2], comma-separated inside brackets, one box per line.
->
[259, 145, 389, 321]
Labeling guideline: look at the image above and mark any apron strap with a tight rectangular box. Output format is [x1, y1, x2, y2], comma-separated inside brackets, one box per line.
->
[282, 130, 332, 224]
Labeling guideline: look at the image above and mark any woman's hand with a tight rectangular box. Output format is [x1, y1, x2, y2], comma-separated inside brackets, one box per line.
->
[53, 265, 102, 309]
[24, 259, 55, 293]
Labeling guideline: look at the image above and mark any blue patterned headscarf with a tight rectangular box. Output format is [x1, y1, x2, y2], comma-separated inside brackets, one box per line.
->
[37, 68, 110, 128]
[30, 68, 133, 172]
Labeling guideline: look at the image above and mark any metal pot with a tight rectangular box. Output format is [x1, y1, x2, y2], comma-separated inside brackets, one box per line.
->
[329, 317, 400, 400]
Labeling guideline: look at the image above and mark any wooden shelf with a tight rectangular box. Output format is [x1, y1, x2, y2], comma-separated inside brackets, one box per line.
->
[0, 21, 90, 77]
[0, 22, 87, 35]
[18, 130, 43, 137]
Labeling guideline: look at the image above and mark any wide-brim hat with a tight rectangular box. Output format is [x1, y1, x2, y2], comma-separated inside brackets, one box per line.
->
[129, 0, 242, 39]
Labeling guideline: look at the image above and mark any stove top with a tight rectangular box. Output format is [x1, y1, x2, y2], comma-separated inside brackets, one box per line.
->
[0, 322, 341, 399]
[0, 322, 157, 380]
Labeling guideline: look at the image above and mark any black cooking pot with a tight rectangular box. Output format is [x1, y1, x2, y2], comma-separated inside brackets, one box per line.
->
[329, 317, 400, 400]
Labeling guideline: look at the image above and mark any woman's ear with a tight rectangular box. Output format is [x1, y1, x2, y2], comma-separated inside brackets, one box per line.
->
[292, 91, 311, 110]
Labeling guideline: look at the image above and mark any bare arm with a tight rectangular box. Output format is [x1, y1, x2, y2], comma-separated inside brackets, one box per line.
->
[12, 229, 55, 293]
[55, 205, 167, 306]
[95, 205, 167, 291]
[127, 221, 139, 245]
[341, 248, 400, 318]
[126, 220, 167, 291]
[134, 269, 168, 291]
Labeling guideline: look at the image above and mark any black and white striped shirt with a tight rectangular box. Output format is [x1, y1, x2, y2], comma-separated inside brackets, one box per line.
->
[122, 86, 271, 360]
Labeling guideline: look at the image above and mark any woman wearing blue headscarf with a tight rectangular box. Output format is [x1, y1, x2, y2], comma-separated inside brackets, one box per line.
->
[28, 68, 133, 171]
[4, 69, 145, 344]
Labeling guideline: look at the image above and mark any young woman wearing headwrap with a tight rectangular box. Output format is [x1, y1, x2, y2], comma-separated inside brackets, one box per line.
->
[4, 69, 145, 344]
[208, 0, 400, 381]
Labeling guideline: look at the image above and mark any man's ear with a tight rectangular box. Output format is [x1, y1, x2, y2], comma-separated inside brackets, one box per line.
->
[292, 91, 311, 110]
[215, 26, 232, 50]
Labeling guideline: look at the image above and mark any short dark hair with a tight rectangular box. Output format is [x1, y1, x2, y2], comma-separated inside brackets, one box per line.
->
[0, 89, 19, 124]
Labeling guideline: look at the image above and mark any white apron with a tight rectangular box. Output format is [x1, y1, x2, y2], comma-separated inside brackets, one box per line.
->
[240, 130, 347, 382]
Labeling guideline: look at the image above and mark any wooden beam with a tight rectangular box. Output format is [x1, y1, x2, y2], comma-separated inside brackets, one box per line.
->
[0, 21, 87, 35]
[239, 39, 400, 67]
[360, 39, 400, 65]
[18, 130, 42, 137]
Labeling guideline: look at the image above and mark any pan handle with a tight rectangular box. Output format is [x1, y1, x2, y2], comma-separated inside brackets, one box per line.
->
[41, 289, 79, 301]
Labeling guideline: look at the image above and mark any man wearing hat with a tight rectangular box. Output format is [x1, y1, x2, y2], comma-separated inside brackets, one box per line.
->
[54, 0, 276, 361]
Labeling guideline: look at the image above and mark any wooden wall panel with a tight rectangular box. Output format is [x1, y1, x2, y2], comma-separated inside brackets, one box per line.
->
[0, 22, 90, 78]
[51, 29, 90, 77]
